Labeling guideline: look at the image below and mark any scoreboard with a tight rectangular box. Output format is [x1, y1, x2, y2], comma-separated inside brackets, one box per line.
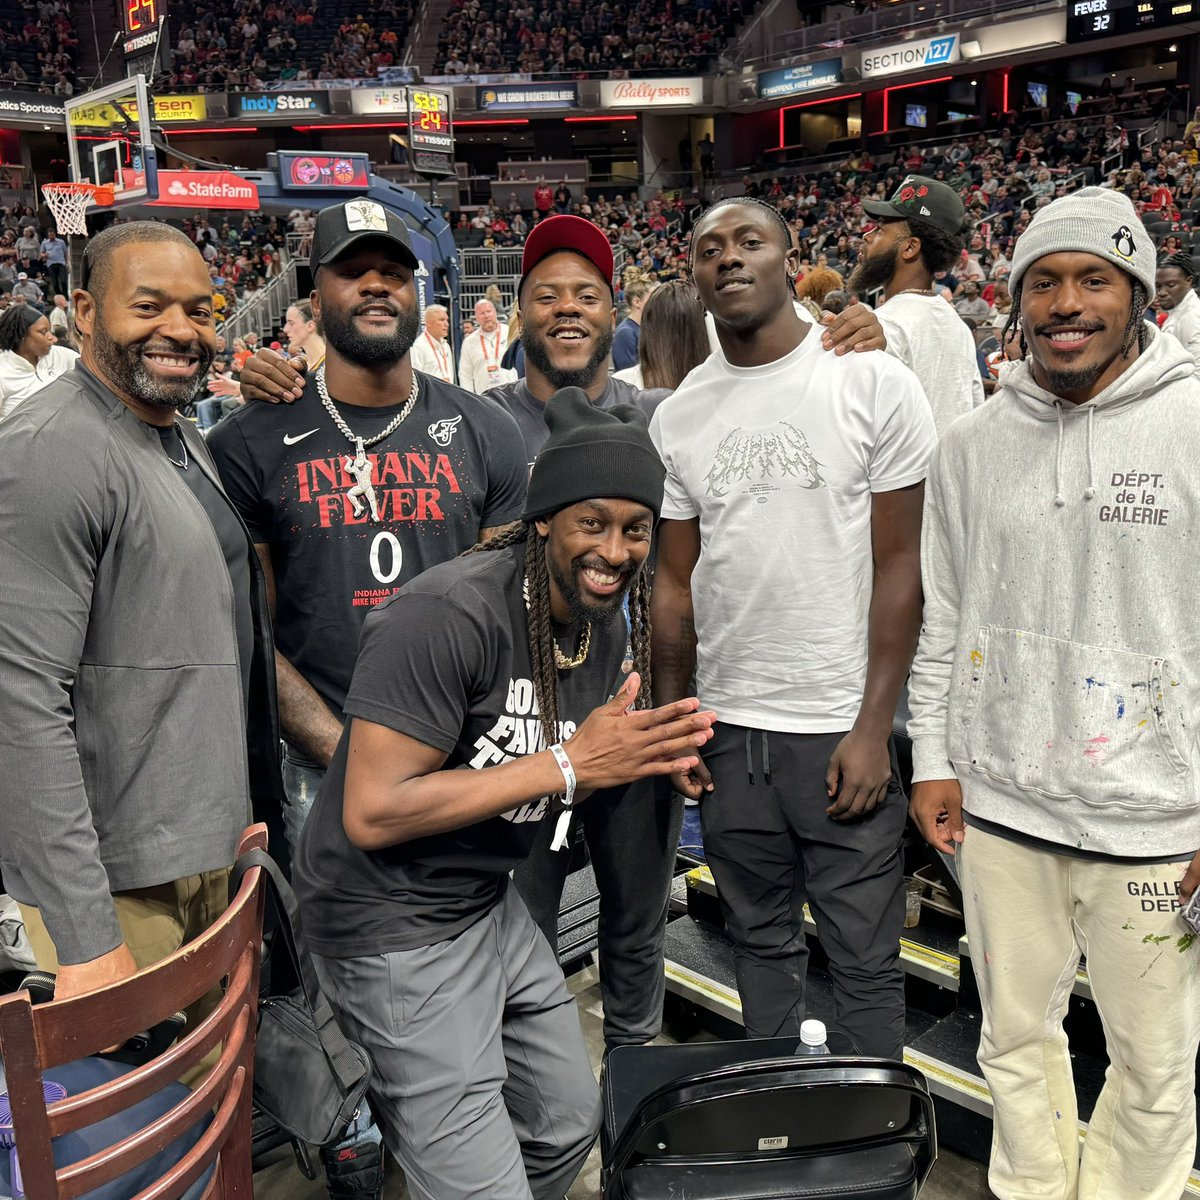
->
[123, 0, 167, 60]
[406, 89, 456, 176]
[1067, 0, 1199, 41]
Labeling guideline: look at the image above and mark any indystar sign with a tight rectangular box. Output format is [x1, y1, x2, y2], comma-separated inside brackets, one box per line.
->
[860, 33, 960, 78]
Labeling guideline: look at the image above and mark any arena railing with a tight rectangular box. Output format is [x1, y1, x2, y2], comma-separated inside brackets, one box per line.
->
[222, 257, 299, 346]
[738, 0, 1064, 71]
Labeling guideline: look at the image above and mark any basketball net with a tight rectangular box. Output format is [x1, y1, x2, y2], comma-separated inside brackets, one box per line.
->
[41, 182, 115, 238]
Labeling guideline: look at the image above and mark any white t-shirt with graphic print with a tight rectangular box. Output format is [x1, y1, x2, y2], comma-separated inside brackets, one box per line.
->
[650, 327, 936, 733]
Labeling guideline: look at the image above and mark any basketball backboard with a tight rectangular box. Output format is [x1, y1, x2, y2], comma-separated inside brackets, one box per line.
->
[64, 74, 159, 206]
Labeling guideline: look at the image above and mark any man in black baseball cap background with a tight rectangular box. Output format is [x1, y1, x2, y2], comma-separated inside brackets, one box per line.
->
[849, 175, 984, 436]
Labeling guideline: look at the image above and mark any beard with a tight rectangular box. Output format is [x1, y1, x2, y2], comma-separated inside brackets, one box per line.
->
[524, 323, 615, 390]
[848, 242, 899, 295]
[1041, 363, 1108, 395]
[548, 552, 638, 627]
[323, 299, 420, 366]
[91, 325, 214, 410]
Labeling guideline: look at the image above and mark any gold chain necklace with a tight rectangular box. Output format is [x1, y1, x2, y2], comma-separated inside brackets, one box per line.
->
[525, 574, 592, 670]
[554, 622, 592, 671]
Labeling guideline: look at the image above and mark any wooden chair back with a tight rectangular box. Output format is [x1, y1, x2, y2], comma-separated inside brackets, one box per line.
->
[0, 824, 268, 1200]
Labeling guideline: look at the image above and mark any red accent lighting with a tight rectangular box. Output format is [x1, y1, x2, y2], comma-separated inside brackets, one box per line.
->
[563, 115, 639, 123]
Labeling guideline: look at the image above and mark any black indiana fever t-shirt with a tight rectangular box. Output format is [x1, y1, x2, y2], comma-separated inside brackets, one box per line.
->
[207, 372, 528, 720]
[294, 543, 625, 956]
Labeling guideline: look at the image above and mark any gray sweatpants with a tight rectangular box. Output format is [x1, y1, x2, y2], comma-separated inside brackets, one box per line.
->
[313, 884, 602, 1200]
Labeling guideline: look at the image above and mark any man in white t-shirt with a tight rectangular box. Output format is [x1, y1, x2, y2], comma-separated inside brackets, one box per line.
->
[409, 303, 455, 383]
[850, 176, 984, 437]
[458, 298, 511, 394]
[650, 197, 936, 1058]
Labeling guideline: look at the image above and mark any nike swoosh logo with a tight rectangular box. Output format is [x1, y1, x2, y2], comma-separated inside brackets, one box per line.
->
[283, 429, 320, 445]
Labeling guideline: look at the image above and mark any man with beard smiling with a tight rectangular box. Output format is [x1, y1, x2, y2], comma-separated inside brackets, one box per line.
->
[849, 176, 983, 436]
[0, 223, 283, 1057]
[908, 188, 1200, 1200]
[209, 200, 526, 1200]
[294, 389, 714, 1199]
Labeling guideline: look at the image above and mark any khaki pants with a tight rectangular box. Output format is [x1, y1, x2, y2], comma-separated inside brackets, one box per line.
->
[960, 824, 1200, 1200]
[19, 869, 230, 1089]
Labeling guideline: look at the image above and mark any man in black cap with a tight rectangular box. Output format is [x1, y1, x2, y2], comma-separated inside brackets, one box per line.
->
[294, 389, 716, 1200]
[850, 175, 984, 436]
[208, 198, 528, 1199]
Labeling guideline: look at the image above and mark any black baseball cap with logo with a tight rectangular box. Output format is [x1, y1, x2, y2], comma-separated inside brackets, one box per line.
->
[310, 199, 419, 272]
[861, 176, 966, 237]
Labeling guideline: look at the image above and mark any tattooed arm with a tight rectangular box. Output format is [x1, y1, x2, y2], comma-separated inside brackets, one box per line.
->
[651, 517, 713, 799]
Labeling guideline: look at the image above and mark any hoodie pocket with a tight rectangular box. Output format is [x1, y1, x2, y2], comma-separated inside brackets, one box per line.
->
[953, 627, 1195, 812]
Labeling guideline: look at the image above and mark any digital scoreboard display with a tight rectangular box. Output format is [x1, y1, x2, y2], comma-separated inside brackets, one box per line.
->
[276, 151, 372, 190]
[406, 89, 456, 176]
[123, 0, 166, 58]
[1067, 0, 1198, 41]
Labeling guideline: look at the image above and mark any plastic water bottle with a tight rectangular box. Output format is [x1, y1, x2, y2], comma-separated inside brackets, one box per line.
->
[795, 1019, 830, 1056]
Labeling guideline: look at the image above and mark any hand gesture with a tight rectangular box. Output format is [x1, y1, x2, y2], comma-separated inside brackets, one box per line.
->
[909, 778, 966, 855]
[239, 347, 308, 404]
[567, 672, 716, 791]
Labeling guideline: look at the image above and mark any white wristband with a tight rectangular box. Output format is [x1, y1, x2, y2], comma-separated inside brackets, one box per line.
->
[548, 743, 577, 852]
[548, 742, 577, 807]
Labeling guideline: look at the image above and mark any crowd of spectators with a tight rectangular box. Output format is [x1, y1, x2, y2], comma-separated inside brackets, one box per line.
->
[455, 99, 1195, 336]
[0, 0, 78, 96]
[160, 0, 413, 93]
[434, 0, 749, 77]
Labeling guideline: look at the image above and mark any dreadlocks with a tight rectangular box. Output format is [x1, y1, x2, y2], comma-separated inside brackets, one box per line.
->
[689, 196, 794, 273]
[1162, 252, 1196, 280]
[465, 523, 653, 754]
[1001, 277, 1150, 362]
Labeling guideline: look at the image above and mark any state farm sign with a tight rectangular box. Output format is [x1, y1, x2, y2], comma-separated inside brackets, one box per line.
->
[148, 171, 261, 210]
[600, 77, 704, 108]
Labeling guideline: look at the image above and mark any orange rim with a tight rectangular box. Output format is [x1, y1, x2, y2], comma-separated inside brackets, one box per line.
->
[43, 182, 115, 207]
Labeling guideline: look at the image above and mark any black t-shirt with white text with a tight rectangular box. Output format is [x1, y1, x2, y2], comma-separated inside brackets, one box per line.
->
[293, 544, 625, 955]
[208, 373, 528, 720]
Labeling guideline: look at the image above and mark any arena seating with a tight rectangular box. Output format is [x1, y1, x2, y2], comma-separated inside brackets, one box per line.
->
[0, 0, 78, 96]
[434, 0, 751, 78]
[164, 0, 413, 91]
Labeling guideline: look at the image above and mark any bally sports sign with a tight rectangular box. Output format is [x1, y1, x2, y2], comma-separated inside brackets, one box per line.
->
[599, 77, 704, 107]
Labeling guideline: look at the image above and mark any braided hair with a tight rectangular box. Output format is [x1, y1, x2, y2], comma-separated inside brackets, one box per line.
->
[0, 304, 42, 354]
[1161, 251, 1196, 280]
[1001, 276, 1150, 361]
[465, 523, 653, 753]
[689, 196, 794, 274]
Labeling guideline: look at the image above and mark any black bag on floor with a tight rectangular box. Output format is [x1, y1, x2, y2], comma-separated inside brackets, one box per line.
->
[230, 848, 371, 1147]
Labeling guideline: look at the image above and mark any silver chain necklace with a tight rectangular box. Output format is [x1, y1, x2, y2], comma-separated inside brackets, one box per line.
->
[163, 425, 189, 470]
[315, 366, 420, 524]
[893, 287, 937, 298]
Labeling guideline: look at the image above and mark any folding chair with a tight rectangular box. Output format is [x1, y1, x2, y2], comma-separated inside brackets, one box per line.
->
[601, 1037, 936, 1200]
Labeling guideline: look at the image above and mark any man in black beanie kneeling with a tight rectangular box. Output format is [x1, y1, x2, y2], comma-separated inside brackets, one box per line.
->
[294, 388, 717, 1200]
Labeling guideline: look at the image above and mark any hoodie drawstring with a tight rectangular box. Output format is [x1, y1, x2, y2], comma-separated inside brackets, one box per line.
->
[1053, 402, 1066, 508]
[1053, 401, 1097, 505]
[1083, 404, 1096, 500]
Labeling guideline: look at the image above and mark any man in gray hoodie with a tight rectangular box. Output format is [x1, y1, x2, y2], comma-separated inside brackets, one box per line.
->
[909, 188, 1200, 1200]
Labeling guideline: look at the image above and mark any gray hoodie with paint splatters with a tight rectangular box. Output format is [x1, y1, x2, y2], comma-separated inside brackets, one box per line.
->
[908, 324, 1200, 856]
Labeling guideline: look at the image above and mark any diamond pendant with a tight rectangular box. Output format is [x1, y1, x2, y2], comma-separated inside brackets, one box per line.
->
[343, 437, 382, 523]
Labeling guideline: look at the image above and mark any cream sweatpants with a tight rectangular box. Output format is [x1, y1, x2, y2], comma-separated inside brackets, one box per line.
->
[959, 823, 1200, 1200]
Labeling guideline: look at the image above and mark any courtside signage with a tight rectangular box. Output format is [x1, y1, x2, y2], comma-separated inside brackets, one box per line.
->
[757, 59, 843, 98]
[149, 170, 260, 209]
[351, 88, 408, 114]
[476, 84, 579, 111]
[860, 33, 960, 78]
[236, 91, 330, 117]
[600, 77, 704, 107]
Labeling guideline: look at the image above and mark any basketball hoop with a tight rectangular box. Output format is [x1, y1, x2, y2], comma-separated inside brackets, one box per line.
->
[41, 181, 115, 238]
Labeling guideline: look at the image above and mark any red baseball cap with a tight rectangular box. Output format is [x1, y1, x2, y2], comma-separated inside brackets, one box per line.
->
[520, 214, 614, 291]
